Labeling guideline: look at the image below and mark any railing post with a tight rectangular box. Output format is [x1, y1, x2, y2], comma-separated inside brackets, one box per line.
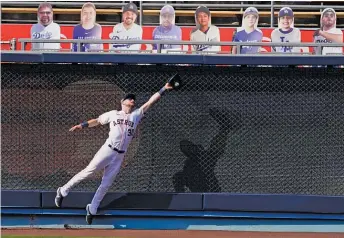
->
[10, 38, 16, 51]
[77, 42, 81, 52]
[21, 41, 26, 51]
[270, 0, 274, 27]
[139, 0, 143, 27]
[157, 43, 162, 53]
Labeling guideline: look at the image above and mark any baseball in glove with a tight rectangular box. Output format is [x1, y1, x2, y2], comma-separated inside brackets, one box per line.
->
[168, 73, 182, 91]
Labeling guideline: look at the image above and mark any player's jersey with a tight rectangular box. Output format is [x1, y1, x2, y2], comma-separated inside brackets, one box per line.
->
[152, 25, 182, 51]
[31, 22, 60, 51]
[97, 108, 144, 151]
[190, 25, 220, 52]
[314, 28, 343, 55]
[72, 24, 103, 52]
[233, 27, 263, 54]
[109, 23, 143, 51]
[271, 28, 301, 53]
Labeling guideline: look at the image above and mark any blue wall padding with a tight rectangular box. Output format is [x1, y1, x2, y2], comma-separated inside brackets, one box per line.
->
[1, 190, 41, 207]
[2, 52, 344, 65]
[41, 192, 203, 210]
[100, 193, 203, 210]
[41, 191, 95, 208]
[203, 193, 344, 214]
[4, 191, 344, 214]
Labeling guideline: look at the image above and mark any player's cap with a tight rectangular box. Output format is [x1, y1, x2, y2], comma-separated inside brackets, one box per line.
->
[123, 93, 136, 101]
[195, 5, 210, 17]
[161, 5, 175, 15]
[322, 7, 336, 15]
[278, 7, 294, 17]
[122, 2, 138, 15]
[243, 7, 259, 18]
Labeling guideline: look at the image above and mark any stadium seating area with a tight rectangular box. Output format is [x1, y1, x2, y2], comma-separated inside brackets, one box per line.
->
[1, 1, 344, 28]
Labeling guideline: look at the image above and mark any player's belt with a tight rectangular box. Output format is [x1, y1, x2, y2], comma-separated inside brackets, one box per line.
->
[108, 144, 125, 154]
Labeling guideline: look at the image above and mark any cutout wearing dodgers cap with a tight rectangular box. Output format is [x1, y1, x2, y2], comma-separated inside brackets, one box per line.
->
[195, 5, 212, 27]
[279, 7, 294, 17]
[243, 7, 259, 18]
[122, 2, 138, 15]
[242, 7, 259, 29]
[278, 7, 294, 29]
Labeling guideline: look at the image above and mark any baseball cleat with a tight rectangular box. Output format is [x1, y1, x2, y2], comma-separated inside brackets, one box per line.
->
[55, 187, 64, 208]
[86, 204, 94, 225]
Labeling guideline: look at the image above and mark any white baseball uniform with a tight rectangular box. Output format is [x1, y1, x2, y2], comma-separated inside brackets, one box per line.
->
[109, 23, 143, 52]
[314, 28, 343, 55]
[190, 25, 221, 52]
[60, 108, 144, 215]
[271, 28, 301, 53]
[31, 22, 61, 51]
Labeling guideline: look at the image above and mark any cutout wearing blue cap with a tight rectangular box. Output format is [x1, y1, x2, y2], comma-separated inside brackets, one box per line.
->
[279, 7, 294, 18]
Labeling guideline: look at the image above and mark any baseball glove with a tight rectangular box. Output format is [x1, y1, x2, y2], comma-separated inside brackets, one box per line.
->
[168, 73, 182, 91]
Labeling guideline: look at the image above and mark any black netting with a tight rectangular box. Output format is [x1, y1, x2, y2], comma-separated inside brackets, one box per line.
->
[1, 64, 344, 195]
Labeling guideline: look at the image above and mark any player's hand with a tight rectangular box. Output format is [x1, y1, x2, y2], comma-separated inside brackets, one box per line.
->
[69, 124, 82, 131]
[121, 160, 128, 168]
[164, 82, 174, 90]
[313, 29, 321, 37]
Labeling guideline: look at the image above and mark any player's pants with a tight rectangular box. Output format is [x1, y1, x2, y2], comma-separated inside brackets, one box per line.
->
[60, 143, 124, 215]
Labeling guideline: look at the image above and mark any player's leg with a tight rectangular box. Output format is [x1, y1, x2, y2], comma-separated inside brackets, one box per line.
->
[55, 144, 114, 207]
[86, 153, 124, 224]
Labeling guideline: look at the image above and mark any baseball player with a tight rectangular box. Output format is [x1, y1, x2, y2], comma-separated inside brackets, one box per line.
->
[30, 2, 61, 51]
[152, 5, 182, 53]
[232, 7, 263, 54]
[109, 2, 143, 52]
[271, 7, 301, 53]
[313, 8, 343, 55]
[72, 2, 103, 52]
[55, 81, 174, 225]
[190, 6, 221, 53]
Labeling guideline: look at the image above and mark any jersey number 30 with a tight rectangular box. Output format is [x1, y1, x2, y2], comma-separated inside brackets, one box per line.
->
[128, 128, 135, 136]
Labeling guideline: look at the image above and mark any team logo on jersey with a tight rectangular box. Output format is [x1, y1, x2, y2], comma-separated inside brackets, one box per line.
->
[316, 38, 331, 43]
[196, 37, 217, 51]
[32, 31, 53, 39]
[110, 35, 141, 48]
[279, 36, 293, 52]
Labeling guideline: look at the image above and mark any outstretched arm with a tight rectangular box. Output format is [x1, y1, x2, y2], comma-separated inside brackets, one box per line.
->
[69, 118, 100, 131]
[140, 83, 173, 113]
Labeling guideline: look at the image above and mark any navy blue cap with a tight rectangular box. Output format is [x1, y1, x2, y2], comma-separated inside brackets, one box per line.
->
[279, 7, 294, 17]
[195, 5, 210, 17]
[123, 93, 136, 101]
[243, 7, 259, 17]
[122, 3, 138, 15]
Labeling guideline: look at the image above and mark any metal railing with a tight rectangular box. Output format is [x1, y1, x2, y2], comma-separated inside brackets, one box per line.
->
[0, 38, 17, 50]
[17, 38, 344, 55]
[2, 1, 344, 27]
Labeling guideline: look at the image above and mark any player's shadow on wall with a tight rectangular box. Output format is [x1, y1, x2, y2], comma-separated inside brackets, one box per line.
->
[173, 108, 242, 193]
